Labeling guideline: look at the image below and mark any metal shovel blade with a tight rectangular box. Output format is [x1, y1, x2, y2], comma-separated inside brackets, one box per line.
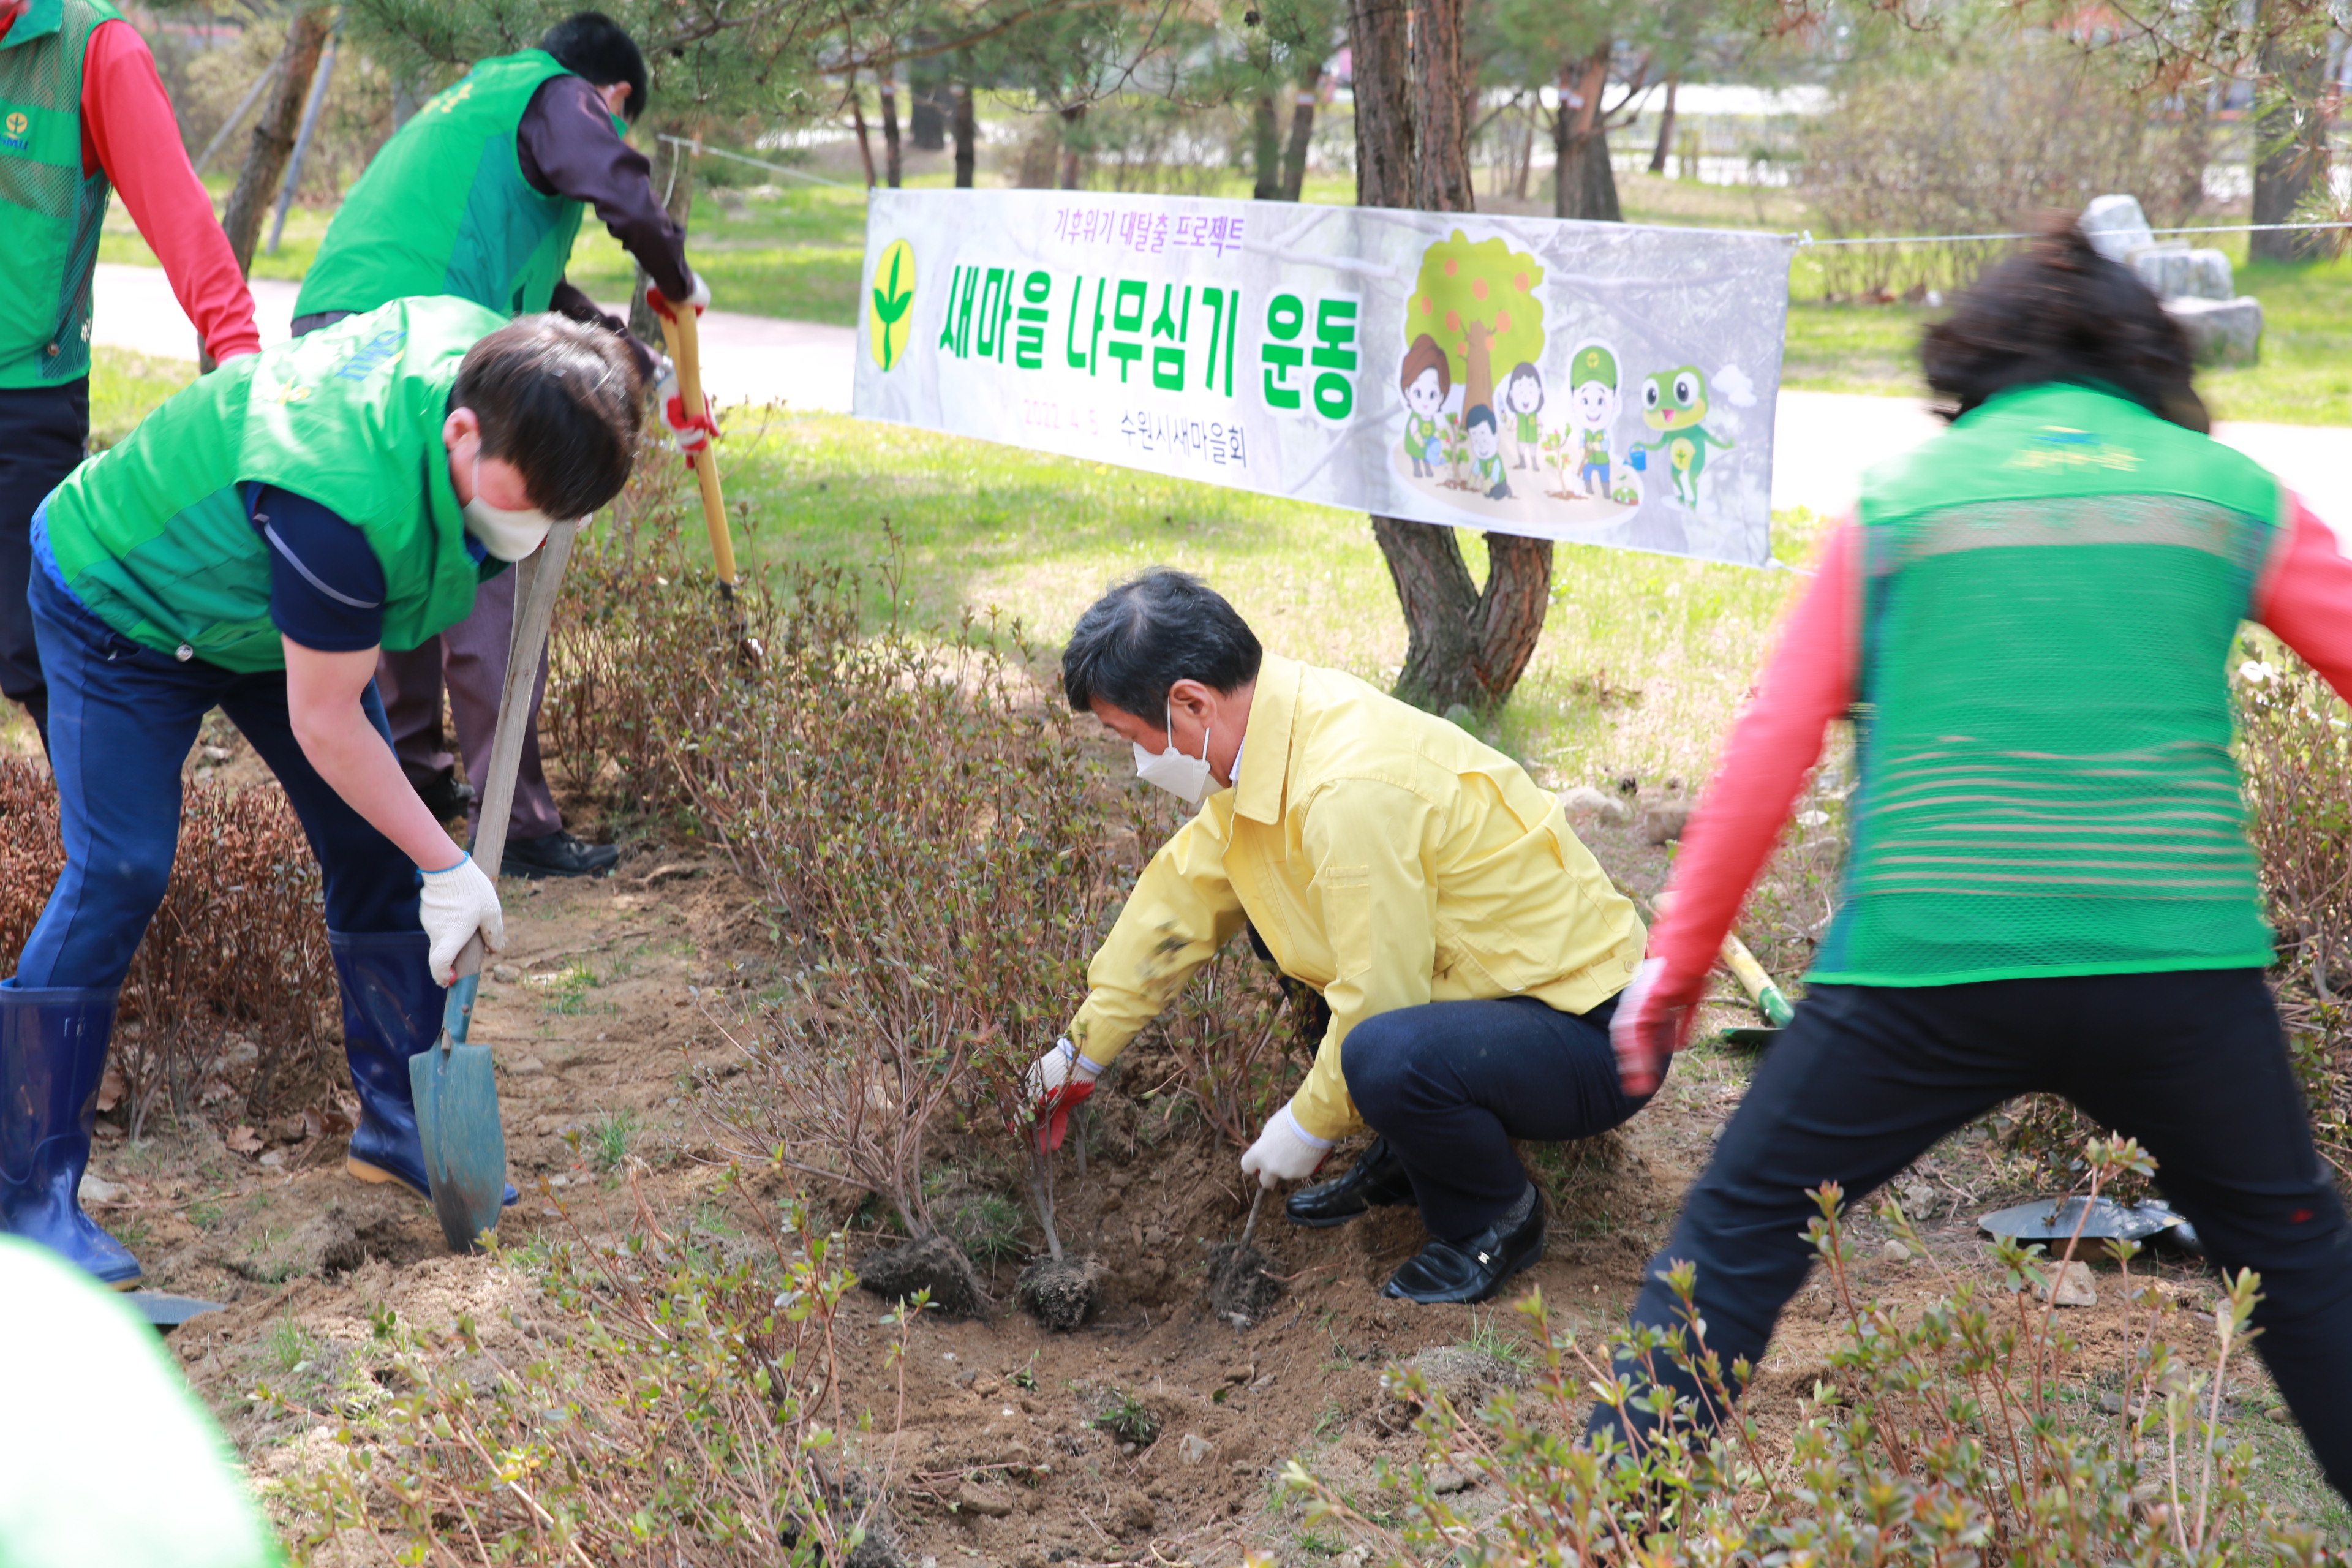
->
[412, 968, 506, 1253]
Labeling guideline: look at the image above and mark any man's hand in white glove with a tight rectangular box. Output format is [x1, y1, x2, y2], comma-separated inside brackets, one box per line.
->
[1021, 1039, 1104, 1150]
[418, 853, 505, 985]
[646, 270, 711, 322]
[1611, 957, 1699, 1098]
[650, 355, 720, 457]
[1239, 1101, 1332, 1190]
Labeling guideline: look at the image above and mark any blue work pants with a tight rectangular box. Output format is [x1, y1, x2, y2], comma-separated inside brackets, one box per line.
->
[10, 556, 419, 990]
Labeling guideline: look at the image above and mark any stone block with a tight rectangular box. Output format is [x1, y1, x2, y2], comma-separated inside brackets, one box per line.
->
[2132, 246, 2235, 301]
[2165, 296, 2263, 367]
[2080, 194, 2154, 263]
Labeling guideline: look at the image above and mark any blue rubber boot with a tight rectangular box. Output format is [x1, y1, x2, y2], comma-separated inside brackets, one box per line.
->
[328, 932, 518, 1208]
[0, 986, 144, 1288]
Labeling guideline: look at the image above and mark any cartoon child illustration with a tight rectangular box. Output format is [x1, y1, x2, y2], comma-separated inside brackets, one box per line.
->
[1399, 334, 1450, 478]
[1631, 364, 1736, 510]
[1464, 405, 1510, 500]
[1502, 362, 1544, 470]
[1565, 342, 1621, 499]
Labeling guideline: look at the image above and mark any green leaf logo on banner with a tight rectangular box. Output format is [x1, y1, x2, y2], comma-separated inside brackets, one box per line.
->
[869, 239, 917, 371]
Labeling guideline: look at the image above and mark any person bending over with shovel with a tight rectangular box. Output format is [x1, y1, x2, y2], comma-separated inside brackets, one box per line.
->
[1025, 571, 1656, 1305]
[1593, 221, 2352, 1500]
[1, 299, 641, 1287]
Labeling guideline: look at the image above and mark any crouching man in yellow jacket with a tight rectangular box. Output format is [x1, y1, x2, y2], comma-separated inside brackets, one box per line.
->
[1025, 570, 1657, 1304]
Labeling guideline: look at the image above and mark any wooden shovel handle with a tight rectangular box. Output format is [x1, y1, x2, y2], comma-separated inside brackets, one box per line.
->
[654, 304, 737, 589]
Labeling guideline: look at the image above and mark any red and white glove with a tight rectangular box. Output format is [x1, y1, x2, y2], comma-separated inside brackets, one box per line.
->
[652, 356, 720, 457]
[1612, 957, 1702, 1098]
[1239, 1101, 1331, 1190]
[1022, 1038, 1104, 1152]
[645, 270, 710, 323]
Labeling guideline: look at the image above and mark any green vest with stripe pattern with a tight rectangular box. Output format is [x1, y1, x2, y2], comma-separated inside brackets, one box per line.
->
[1811, 382, 2285, 986]
[0, 0, 124, 387]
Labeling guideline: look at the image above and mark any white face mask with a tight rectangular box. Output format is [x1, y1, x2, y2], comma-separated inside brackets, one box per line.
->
[462, 451, 554, 562]
[1133, 704, 1214, 806]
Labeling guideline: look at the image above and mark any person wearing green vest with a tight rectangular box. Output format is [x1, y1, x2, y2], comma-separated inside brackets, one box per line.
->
[294, 11, 710, 878]
[1589, 223, 2352, 1499]
[2, 298, 643, 1287]
[0, 1235, 279, 1566]
[1, 0, 262, 752]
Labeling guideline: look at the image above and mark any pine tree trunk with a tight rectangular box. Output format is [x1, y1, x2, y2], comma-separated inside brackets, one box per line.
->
[1280, 67, 1319, 199]
[2250, 28, 2331, 261]
[850, 74, 878, 188]
[1348, 0, 1553, 713]
[881, 77, 903, 187]
[1553, 50, 1621, 222]
[952, 71, 976, 189]
[218, 6, 333, 275]
[1647, 77, 1678, 175]
[1251, 89, 1281, 198]
[1059, 103, 1086, 189]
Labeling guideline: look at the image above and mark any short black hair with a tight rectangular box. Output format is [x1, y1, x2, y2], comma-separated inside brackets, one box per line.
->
[1463, 402, 1497, 431]
[456, 315, 643, 519]
[1921, 217, 2207, 432]
[540, 12, 649, 123]
[1061, 570, 1263, 718]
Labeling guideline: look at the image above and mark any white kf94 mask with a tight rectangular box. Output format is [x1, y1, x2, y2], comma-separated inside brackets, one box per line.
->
[462, 452, 555, 562]
[1133, 704, 1214, 805]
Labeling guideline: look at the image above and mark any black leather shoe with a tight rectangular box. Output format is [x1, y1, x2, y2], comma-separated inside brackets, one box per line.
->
[500, 830, 620, 880]
[414, 767, 476, 823]
[1382, 1187, 1545, 1305]
[1286, 1136, 1414, 1227]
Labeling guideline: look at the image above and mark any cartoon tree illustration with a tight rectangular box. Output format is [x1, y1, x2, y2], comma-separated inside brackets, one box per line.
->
[1405, 232, 1547, 423]
[1441, 412, 1470, 488]
[1540, 426, 1575, 499]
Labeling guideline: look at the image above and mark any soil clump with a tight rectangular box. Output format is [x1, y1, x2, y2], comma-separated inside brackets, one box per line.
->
[1016, 1254, 1103, 1330]
[854, 1232, 988, 1319]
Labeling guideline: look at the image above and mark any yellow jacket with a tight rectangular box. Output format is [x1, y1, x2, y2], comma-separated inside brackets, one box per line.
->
[1066, 654, 1646, 1142]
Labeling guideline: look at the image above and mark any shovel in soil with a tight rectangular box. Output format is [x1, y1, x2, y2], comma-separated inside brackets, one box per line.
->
[1716, 930, 1793, 1048]
[1208, 1186, 1283, 1328]
[411, 522, 578, 1254]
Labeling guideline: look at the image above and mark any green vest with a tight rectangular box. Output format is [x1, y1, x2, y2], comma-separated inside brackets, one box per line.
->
[40, 297, 506, 672]
[0, 0, 123, 388]
[1812, 383, 2286, 987]
[295, 50, 589, 321]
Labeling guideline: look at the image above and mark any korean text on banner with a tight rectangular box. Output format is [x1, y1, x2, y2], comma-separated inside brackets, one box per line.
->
[853, 190, 1795, 568]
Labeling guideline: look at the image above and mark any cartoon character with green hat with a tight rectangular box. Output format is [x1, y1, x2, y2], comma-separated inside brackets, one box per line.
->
[1566, 341, 1621, 499]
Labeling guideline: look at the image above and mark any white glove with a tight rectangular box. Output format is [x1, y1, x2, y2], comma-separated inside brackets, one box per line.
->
[651, 355, 718, 456]
[418, 853, 505, 985]
[647, 269, 710, 322]
[1240, 1101, 1332, 1190]
[1022, 1038, 1106, 1104]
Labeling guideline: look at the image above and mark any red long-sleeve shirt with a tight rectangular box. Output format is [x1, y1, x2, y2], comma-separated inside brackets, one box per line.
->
[0, 4, 263, 364]
[1645, 497, 2352, 997]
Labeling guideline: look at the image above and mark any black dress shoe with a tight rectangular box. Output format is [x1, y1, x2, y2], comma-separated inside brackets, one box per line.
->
[500, 829, 620, 879]
[1383, 1186, 1545, 1305]
[414, 767, 477, 823]
[1286, 1136, 1414, 1227]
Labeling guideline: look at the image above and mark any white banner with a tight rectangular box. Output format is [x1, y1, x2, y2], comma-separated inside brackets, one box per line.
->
[852, 190, 1794, 567]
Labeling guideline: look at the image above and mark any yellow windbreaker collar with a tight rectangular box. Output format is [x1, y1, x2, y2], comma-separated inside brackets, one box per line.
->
[1233, 653, 1302, 825]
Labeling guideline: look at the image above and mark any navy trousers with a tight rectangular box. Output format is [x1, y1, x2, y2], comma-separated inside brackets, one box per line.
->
[1586, 970, 2352, 1504]
[0, 380, 88, 745]
[1342, 992, 1650, 1241]
[10, 549, 419, 990]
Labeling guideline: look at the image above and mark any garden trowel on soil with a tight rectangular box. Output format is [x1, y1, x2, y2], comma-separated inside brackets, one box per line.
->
[411, 521, 578, 1253]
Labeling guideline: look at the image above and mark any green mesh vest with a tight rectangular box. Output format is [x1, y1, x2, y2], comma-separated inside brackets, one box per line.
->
[40, 297, 506, 672]
[1811, 383, 2287, 987]
[293, 50, 586, 320]
[0, 0, 124, 388]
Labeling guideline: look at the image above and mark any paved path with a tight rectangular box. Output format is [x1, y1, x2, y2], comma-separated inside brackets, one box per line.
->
[96, 262, 2346, 526]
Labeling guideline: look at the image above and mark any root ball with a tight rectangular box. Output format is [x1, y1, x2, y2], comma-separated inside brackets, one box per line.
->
[1017, 1255, 1103, 1331]
[853, 1232, 987, 1319]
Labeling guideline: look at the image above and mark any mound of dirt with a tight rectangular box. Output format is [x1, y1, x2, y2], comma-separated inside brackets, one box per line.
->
[1205, 1240, 1283, 1327]
[854, 1232, 987, 1319]
[1016, 1254, 1102, 1330]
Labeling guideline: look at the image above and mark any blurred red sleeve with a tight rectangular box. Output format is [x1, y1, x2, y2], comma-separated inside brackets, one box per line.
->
[81, 19, 260, 363]
[2255, 499, 2352, 702]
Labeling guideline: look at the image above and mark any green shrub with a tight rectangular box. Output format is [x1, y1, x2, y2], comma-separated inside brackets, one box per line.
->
[274, 1191, 900, 1566]
[1287, 1138, 2345, 1566]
